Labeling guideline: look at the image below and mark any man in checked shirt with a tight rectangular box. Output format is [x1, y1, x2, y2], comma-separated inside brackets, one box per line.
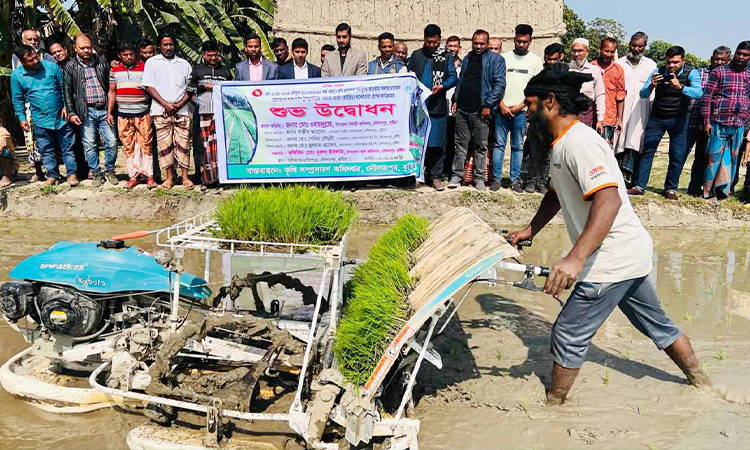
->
[701, 41, 750, 202]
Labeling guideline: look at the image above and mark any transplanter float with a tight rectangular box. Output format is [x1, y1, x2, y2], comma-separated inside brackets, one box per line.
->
[1, 188, 549, 449]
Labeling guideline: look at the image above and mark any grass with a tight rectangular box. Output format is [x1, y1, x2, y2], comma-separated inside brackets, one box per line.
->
[334, 215, 430, 387]
[211, 186, 357, 246]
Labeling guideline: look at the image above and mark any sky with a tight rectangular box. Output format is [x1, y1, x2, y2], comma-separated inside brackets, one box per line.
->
[565, 0, 748, 59]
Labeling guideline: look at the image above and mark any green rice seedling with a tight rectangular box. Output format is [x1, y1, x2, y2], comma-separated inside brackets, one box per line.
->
[496, 349, 503, 360]
[334, 215, 430, 386]
[211, 186, 357, 246]
[684, 312, 693, 324]
[602, 366, 611, 385]
[701, 361, 712, 378]
[714, 349, 726, 361]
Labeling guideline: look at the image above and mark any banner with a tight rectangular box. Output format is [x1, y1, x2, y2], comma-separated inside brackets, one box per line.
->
[213, 73, 432, 183]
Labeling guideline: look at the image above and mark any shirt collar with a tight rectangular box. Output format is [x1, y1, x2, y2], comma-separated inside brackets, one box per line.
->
[249, 58, 263, 67]
[77, 55, 96, 67]
[294, 61, 308, 70]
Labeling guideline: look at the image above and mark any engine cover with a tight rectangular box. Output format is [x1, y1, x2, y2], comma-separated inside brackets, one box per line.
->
[38, 286, 104, 337]
[0, 281, 36, 321]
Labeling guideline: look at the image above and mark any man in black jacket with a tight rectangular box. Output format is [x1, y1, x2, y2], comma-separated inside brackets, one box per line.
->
[64, 34, 118, 187]
[190, 41, 232, 188]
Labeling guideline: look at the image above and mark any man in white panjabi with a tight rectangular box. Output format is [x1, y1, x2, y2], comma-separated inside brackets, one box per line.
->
[615, 31, 657, 182]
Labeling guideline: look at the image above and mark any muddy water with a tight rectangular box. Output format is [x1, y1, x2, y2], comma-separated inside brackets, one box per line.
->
[1, 221, 750, 449]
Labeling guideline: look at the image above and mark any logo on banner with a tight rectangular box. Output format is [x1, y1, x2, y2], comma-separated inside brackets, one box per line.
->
[252, 89, 263, 97]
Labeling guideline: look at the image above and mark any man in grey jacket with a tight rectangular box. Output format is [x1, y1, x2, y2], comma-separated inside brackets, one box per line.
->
[235, 34, 278, 81]
[320, 23, 368, 77]
[448, 29, 506, 191]
[63, 33, 118, 187]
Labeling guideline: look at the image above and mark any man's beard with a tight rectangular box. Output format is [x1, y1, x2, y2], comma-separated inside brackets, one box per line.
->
[627, 51, 642, 63]
[528, 108, 553, 158]
[514, 48, 528, 56]
[570, 58, 586, 70]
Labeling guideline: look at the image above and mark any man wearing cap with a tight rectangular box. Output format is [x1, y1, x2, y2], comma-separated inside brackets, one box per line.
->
[569, 38, 605, 129]
[509, 64, 711, 406]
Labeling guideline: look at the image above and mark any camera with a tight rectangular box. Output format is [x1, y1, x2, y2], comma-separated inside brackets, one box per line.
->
[662, 73, 675, 83]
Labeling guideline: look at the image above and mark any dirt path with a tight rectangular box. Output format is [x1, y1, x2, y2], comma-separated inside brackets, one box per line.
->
[2, 183, 750, 229]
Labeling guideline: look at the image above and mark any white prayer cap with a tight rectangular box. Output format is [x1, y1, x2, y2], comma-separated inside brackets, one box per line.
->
[572, 38, 590, 48]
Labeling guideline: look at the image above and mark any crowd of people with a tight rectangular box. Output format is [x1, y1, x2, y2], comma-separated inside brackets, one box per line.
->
[3, 24, 750, 203]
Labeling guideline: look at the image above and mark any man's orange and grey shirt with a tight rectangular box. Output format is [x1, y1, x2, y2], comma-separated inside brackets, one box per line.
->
[592, 59, 626, 126]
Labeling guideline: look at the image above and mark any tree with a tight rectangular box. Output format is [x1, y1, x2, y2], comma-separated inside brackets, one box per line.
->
[560, 6, 627, 61]
[561, 5, 585, 55]
[645, 40, 709, 69]
[583, 18, 627, 60]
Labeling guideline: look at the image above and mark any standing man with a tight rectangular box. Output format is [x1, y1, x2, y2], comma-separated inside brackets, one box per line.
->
[108, 41, 155, 189]
[279, 38, 321, 79]
[394, 42, 409, 65]
[628, 46, 703, 199]
[320, 23, 368, 77]
[0, 125, 18, 187]
[320, 44, 335, 64]
[11, 45, 77, 187]
[543, 43, 564, 66]
[48, 41, 70, 67]
[236, 34, 278, 81]
[367, 32, 406, 74]
[12, 29, 56, 183]
[488, 37, 502, 55]
[141, 32, 196, 190]
[685, 46, 731, 196]
[271, 38, 292, 66]
[616, 32, 657, 182]
[445, 35, 463, 178]
[495, 24, 543, 193]
[510, 65, 710, 406]
[448, 29, 506, 191]
[522, 42, 567, 194]
[63, 33, 118, 187]
[407, 24, 458, 190]
[190, 40, 232, 189]
[569, 38, 605, 129]
[701, 41, 750, 201]
[139, 40, 156, 62]
[592, 37, 626, 149]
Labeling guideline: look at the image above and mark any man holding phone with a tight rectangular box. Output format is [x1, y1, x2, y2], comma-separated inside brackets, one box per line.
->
[628, 46, 703, 199]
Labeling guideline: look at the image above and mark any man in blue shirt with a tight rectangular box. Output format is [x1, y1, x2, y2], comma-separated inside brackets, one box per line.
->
[628, 46, 703, 199]
[10, 45, 78, 187]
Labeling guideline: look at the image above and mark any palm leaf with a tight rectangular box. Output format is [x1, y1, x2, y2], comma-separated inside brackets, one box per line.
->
[162, 0, 211, 43]
[203, 0, 244, 50]
[42, 0, 83, 39]
[175, 36, 202, 64]
[133, 0, 158, 39]
[230, 14, 273, 59]
[238, 6, 273, 27]
[23, 0, 34, 8]
[188, 1, 231, 46]
[249, 0, 274, 15]
[95, 0, 112, 8]
[159, 10, 180, 24]
[0, 67, 12, 76]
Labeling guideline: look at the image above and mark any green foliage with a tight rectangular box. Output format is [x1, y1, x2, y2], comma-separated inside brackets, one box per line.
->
[16, 0, 275, 66]
[561, 6, 627, 60]
[644, 40, 709, 69]
[335, 215, 430, 387]
[211, 186, 357, 246]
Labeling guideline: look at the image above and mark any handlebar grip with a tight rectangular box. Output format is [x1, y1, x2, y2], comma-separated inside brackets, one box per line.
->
[111, 230, 150, 241]
[517, 239, 533, 247]
[538, 267, 550, 277]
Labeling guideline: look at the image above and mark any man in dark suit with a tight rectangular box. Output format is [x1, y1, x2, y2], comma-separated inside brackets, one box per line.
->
[278, 38, 321, 80]
[235, 34, 278, 81]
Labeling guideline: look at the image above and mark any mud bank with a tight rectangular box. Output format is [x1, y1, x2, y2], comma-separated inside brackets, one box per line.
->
[3, 184, 750, 229]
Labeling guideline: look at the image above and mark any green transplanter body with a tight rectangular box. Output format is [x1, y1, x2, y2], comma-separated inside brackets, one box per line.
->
[211, 186, 357, 245]
[334, 215, 430, 387]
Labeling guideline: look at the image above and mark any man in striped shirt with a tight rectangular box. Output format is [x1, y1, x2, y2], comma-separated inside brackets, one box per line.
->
[108, 41, 155, 189]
